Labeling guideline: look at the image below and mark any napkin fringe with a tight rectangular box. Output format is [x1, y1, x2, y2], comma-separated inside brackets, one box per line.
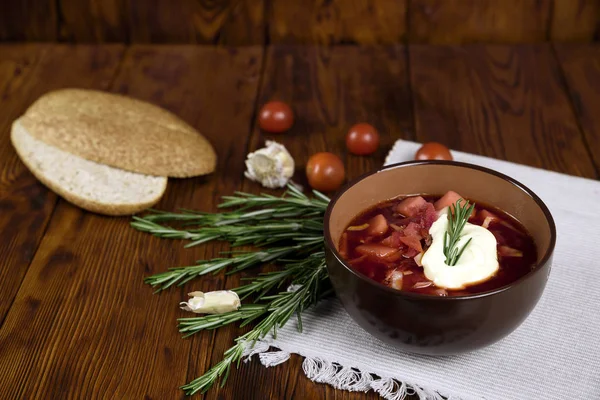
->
[259, 350, 290, 366]
[242, 340, 450, 400]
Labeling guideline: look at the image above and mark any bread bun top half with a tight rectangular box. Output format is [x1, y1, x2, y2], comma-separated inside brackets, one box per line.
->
[19, 88, 217, 178]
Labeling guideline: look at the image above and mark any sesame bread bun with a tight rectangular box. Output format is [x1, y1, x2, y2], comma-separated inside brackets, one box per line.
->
[18, 88, 216, 178]
[11, 120, 167, 216]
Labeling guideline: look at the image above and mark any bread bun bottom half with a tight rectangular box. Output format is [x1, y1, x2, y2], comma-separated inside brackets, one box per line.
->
[11, 120, 167, 216]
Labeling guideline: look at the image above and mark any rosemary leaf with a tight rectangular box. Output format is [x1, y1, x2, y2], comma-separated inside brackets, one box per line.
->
[135, 184, 333, 395]
[180, 259, 328, 395]
[144, 244, 315, 291]
[178, 304, 268, 337]
[180, 342, 246, 395]
[443, 199, 476, 266]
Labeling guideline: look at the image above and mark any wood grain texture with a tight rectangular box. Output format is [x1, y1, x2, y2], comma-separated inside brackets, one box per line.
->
[0, 44, 124, 324]
[554, 44, 600, 172]
[410, 44, 597, 178]
[409, 0, 552, 44]
[550, 0, 599, 42]
[58, 0, 129, 42]
[0, 0, 57, 41]
[249, 45, 413, 184]
[203, 45, 414, 399]
[269, 0, 407, 45]
[1, 43, 598, 400]
[128, 0, 265, 45]
[2, 0, 599, 44]
[0, 45, 263, 399]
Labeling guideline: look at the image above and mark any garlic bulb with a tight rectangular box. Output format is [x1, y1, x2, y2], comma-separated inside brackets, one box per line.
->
[244, 141, 295, 188]
[180, 290, 241, 314]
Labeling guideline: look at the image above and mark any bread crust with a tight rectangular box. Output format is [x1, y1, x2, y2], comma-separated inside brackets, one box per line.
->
[11, 120, 167, 216]
[19, 88, 217, 178]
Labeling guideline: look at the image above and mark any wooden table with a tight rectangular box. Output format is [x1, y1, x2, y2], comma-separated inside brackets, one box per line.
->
[0, 43, 598, 399]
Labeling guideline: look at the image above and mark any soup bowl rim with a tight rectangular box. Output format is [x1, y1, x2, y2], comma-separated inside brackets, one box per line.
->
[323, 159, 557, 301]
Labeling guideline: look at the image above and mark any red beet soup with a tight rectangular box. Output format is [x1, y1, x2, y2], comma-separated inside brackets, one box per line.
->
[338, 192, 537, 297]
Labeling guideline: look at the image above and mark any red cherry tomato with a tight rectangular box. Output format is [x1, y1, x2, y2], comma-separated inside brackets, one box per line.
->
[346, 123, 380, 155]
[258, 101, 294, 133]
[415, 142, 453, 161]
[306, 152, 345, 192]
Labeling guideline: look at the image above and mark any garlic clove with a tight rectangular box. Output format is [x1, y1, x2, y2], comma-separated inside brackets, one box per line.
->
[244, 140, 295, 189]
[180, 290, 241, 314]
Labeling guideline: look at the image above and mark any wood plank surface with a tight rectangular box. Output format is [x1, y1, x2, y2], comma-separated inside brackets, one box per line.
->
[2, 0, 599, 44]
[0, 1, 57, 41]
[550, 0, 600, 42]
[409, 0, 552, 44]
[58, 0, 130, 42]
[269, 0, 407, 45]
[554, 44, 600, 172]
[0, 45, 263, 399]
[0, 44, 124, 323]
[204, 45, 413, 399]
[410, 44, 598, 179]
[128, 0, 265, 45]
[0, 42, 599, 400]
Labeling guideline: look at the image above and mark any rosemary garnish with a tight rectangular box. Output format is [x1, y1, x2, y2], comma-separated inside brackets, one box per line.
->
[131, 184, 331, 395]
[180, 256, 329, 395]
[443, 199, 475, 266]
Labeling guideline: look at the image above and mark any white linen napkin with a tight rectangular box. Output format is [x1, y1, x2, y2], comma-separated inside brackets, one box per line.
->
[246, 139, 600, 400]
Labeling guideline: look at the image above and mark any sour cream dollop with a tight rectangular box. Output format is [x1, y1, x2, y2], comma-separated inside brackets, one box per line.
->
[421, 208, 499, 289]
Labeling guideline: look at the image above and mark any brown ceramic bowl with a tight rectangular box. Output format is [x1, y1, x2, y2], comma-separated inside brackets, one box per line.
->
[324, 160, 556, 355]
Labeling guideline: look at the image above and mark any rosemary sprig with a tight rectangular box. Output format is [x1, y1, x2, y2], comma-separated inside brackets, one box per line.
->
[138, 184, 329, 226]
[178, 304, 268, 337]
[132, 185, 329, 291]
[131, 217, 323, 248]
[180, 258, 329, 395]
[132, 184, 332, 395]
[443, 199, 476, 266]
[234, 255, 322, 300]
[143, 244, 320, 291]
[177, 254, 329, 338]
